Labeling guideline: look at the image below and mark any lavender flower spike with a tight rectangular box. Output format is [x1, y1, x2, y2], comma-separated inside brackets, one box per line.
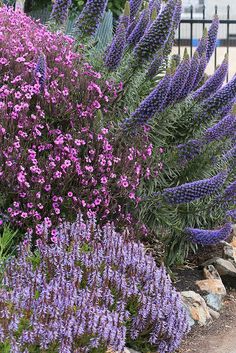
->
[207, 15, 220, 62]
[35, 53, 47, 93]
[186, 223, 232, 246]
[222, 180, 236, 201]
[147, 48, 164, 78]
[134, 0, 176, 63]
[50, 0, 72, 24]
[203, 107, 236, 142]
[192, 52, 207, 90]
[165, 49, 191, 105]
[196, 28, 208, 57]
[149, 0, 161, 16]
[118, 1, 131, 29]
[196, 74, 236, 122]
[104, 23, 126, 70]
[179, 51, 199, 98]
[162, 171, 228, 205]
[130, 0, 143, 19]
[163, 0, 182, 57]
[193, 54, 228, 101]
[74, 0, 108, 37]
[122, 69, 172, 129]
[127, 6, 150, 46]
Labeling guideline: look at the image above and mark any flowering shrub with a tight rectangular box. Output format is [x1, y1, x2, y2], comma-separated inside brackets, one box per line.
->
[0, 6, 158, 237]
[0, 216, 189, 353]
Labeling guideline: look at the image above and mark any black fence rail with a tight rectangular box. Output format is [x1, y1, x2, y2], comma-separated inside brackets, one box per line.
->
[175, 5, 236, 81]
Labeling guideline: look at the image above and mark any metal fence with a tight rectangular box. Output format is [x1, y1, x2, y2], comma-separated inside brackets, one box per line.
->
[175, 5, 236, 81]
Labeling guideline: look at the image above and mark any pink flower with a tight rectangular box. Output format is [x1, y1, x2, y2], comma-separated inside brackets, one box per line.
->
[101, 176, 108, 184]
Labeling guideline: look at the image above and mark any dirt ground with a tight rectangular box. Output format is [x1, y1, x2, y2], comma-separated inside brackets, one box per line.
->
[177, 291, 236, 353]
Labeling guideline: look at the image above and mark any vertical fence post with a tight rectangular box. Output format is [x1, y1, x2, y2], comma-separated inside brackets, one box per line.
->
[190, 5, 193, 57]
[202, 5, 206, 31]
[227, 5, 230, 82]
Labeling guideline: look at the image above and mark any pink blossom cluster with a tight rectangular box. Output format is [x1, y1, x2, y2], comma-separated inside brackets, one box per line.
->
[0, 7, 161, 238]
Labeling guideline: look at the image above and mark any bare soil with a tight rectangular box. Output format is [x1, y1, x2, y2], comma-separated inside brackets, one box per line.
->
[177, 291, 236, 353]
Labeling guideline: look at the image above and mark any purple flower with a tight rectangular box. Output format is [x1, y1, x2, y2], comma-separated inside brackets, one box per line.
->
[134, 0, 176, 63]
[149, 0, 161, 15]
[122, 69, 172, 129]
[192, 52, 207, 90]
[50, 0, 72, 24]
[118, 1, 131, 30]
[226, 209, 236, 220]
[130, 0, 143, 19]
[193, 55, 228, 101]
[0, 215, 189, 352]
[127, 7, 150, 46]
[147, 48, 164, 78]
[165, 49, 191, 105]
[163, 0, 182, 57]
[35, 53, 47, 93]
[186, 223, 232, 245]
[177, 139, 203, 162]
[179, 51, 199, 98]
[196, 28, 208, 57]
[162, 171, 228, 205]
[74, 0, 108, 37]
[223, 144, 236, 163]
[104, 23, 126, 70]
[196, 74, 236, 122]
[204, 109, 236, 142]
[206, 15, 220, 62]
[222, 180, 236, 201]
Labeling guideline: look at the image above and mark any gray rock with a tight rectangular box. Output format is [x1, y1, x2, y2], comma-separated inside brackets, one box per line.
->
[181, 291, 211, 326]
[203, 265, 221, 280]
[208, 306, 220, 320]
[204, 293, 223, 311]
[202, 258, 236, 277]
[223, 244, 236, 263]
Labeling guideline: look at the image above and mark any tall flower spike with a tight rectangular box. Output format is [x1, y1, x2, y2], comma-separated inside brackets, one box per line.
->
[179, 51, 199, 98]
[186, 223, 232, 246]
[196, 28, 208, 57]
[203, 107, 236, 142]
[134, 0, 176, 63]
[104, 23, 126, 71]
[195, 74, 236, 122]
[165, 49, 191, 105]
[74, 0, 108, 37]
[130, 0, 143, 19]
[223, 180, 236, 201]
[193, 54, 228, 101]
[127, 6, 150, 46]
[35, 53, 47, 93]
[149, 0, 161, 15]
[226, 210, 236, 220]
[50, 0, 72, 24]
[122, 69, 172, 129]
[162, 171, 228, 205]
[163, 0, 182, 57]
[119, 1, 130, 29]
[147, 48, 164, 78]
[207, 15, 220, 62]
[192, 53, 207, 91]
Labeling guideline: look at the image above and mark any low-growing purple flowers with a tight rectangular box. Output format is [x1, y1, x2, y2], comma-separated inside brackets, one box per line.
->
[0, 216, 189, 352]
[186, 223, 232, 245]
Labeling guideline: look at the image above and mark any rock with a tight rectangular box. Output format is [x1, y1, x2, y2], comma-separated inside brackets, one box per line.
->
[181, 291, 211, 326]
[202, 258, 236, 277]
[230, 235, 236, 248]
[196, 278, 226, 296]
[204, 293, 223, 311]
[203, 265, 221, 280]
[208, 306, 220, 320]
[223, 244, 236, 263]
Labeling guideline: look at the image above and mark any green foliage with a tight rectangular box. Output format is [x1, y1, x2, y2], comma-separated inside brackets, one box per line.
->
[0, 226, 18, 263]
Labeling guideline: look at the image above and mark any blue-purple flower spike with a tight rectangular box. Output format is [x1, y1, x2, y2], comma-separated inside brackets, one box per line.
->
[134, 0, 176, 63]
[35, 53, 47, 93]
[165, 49, 191, 105]
[147, 48, 164, 78]
[203, 108, 236, 142]
[186, 223, 232, 246]
[164, 0, 182, 57]
[226, 209, 236, 220]
[122, 69, 172, 129]
[104, 23, 127, 71]
[162, 171, 228, 205]
[196, 74, 236, 122]
[193, 54, 228, 101]
[196, 28, 208, 57]
[127, 7, 150, 46]
[192, 53, 207, 90]
[50, 0, 72, 24]
[207, 15, 220, 62]
[179, 51, 199, 98]
[130, 0, 143, 19]
[74, 0, 108, 37]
